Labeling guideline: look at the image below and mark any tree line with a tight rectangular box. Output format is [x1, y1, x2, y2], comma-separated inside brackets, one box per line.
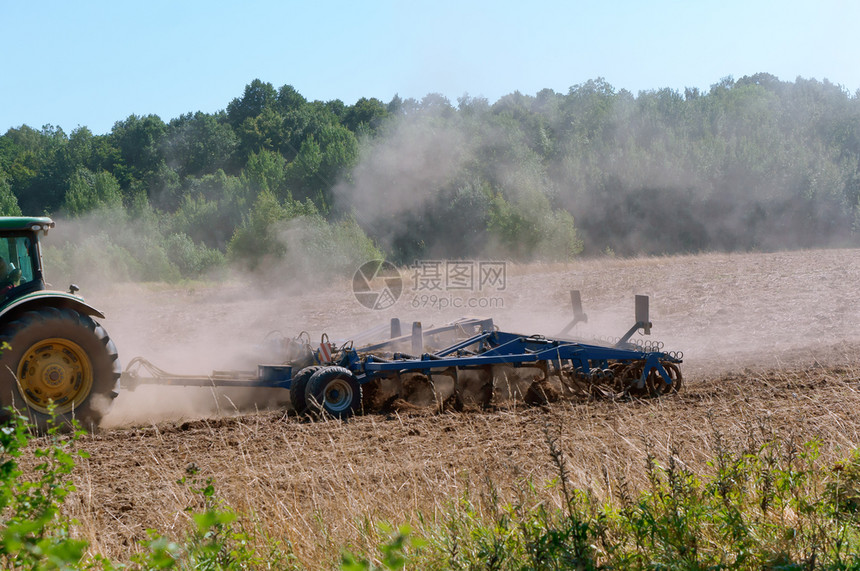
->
[0, 74, 858, 282]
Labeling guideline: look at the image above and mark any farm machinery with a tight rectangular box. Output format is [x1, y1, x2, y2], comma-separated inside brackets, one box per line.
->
[0, 216, 683, 427]
[122, 293, 684, 419]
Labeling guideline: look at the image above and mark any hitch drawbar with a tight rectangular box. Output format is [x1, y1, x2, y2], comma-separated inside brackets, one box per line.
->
[120, 294, 683, 419]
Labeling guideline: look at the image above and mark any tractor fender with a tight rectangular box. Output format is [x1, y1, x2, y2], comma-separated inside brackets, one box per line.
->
[0, 291, 106, 323]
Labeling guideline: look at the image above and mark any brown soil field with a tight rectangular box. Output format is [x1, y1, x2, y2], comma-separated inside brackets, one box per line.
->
[45, 249, 860, 565]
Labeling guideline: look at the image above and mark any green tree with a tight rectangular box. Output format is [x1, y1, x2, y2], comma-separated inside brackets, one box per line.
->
[227, 189, 292, 268]
[165, 111, 238, 178]
[167, 170, 249, 250]
[2, 125, 69, 213]
[316, 124, 359, 207]
[326, 98, 347, 121]
[420, 93, 455, 116]
[284, 135, 323, 202]
[343, 97, 389, 135]
[234, 106, 286, 161]
[275, 84, 307, 113]
[226, 79, 278, 129]
[0, 176, 22, 216]
[284, 124, 359, 208]
[487, 190, 582, 261]
[109, 114, 168, 189]
[163, 232, 225, 277]
[62, 167, 123, 215]
[228, 190, 380, 275]
[243, 148, 287, 198]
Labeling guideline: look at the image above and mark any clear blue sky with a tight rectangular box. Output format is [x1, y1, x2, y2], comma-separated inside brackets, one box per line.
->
[1, 0, 857, 135]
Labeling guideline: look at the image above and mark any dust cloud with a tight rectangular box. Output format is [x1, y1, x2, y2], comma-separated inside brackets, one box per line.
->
[332, 113, 476, 256]
[76, 247, 860, 428]
[35, 100, 860, 428]
[37, 214, 310, 425]
[335, 90, 859, 261]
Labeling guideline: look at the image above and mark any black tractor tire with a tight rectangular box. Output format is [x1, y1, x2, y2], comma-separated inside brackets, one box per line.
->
[305, 366, 361, 420]
[289, 365, 323, 415]
[0, 307, 121, 432]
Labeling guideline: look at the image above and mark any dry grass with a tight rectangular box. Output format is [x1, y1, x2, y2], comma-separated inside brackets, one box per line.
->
[59, 358, 860, 567]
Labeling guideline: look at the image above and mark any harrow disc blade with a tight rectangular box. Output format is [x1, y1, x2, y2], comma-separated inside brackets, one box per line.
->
[455, 367, 494, 408]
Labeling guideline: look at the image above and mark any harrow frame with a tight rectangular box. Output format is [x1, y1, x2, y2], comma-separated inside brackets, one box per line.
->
[121, 293, 683, 418]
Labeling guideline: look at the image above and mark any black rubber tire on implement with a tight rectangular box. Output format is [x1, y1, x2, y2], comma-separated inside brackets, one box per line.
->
[0, 307, 121, 432]
[305, 366, 361, 420]
[289, 365, 323, 415]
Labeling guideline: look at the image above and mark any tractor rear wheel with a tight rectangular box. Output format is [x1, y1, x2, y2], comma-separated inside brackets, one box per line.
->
[305, 366, 361, 419]
[0, 307, 120, 432]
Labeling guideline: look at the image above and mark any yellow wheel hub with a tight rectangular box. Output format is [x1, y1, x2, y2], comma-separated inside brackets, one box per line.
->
[17, 338, 93, 414]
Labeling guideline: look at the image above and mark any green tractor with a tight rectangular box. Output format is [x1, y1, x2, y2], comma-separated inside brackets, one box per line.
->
[0, 217, 120, 430]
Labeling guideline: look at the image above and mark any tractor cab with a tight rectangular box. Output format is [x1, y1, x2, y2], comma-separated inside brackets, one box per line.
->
[0, 217, 53, 304]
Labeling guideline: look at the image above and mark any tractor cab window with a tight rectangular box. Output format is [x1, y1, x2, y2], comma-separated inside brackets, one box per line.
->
[0, 235, 36, 295]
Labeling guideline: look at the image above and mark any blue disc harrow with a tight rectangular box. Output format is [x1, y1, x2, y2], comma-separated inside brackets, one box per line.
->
[122, 293, 683, 419]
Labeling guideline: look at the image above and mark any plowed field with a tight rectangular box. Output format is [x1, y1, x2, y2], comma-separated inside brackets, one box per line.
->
[49, 249, 860, 564]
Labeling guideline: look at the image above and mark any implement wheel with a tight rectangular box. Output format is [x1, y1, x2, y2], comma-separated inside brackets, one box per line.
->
[289, 365, 322, 415]
[0, 307, 120, 432]
[642, 361, 684, 397]
[661, 362, 683, 394]
[305, 366, 361, 419]
[625, 360, 683, 397]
